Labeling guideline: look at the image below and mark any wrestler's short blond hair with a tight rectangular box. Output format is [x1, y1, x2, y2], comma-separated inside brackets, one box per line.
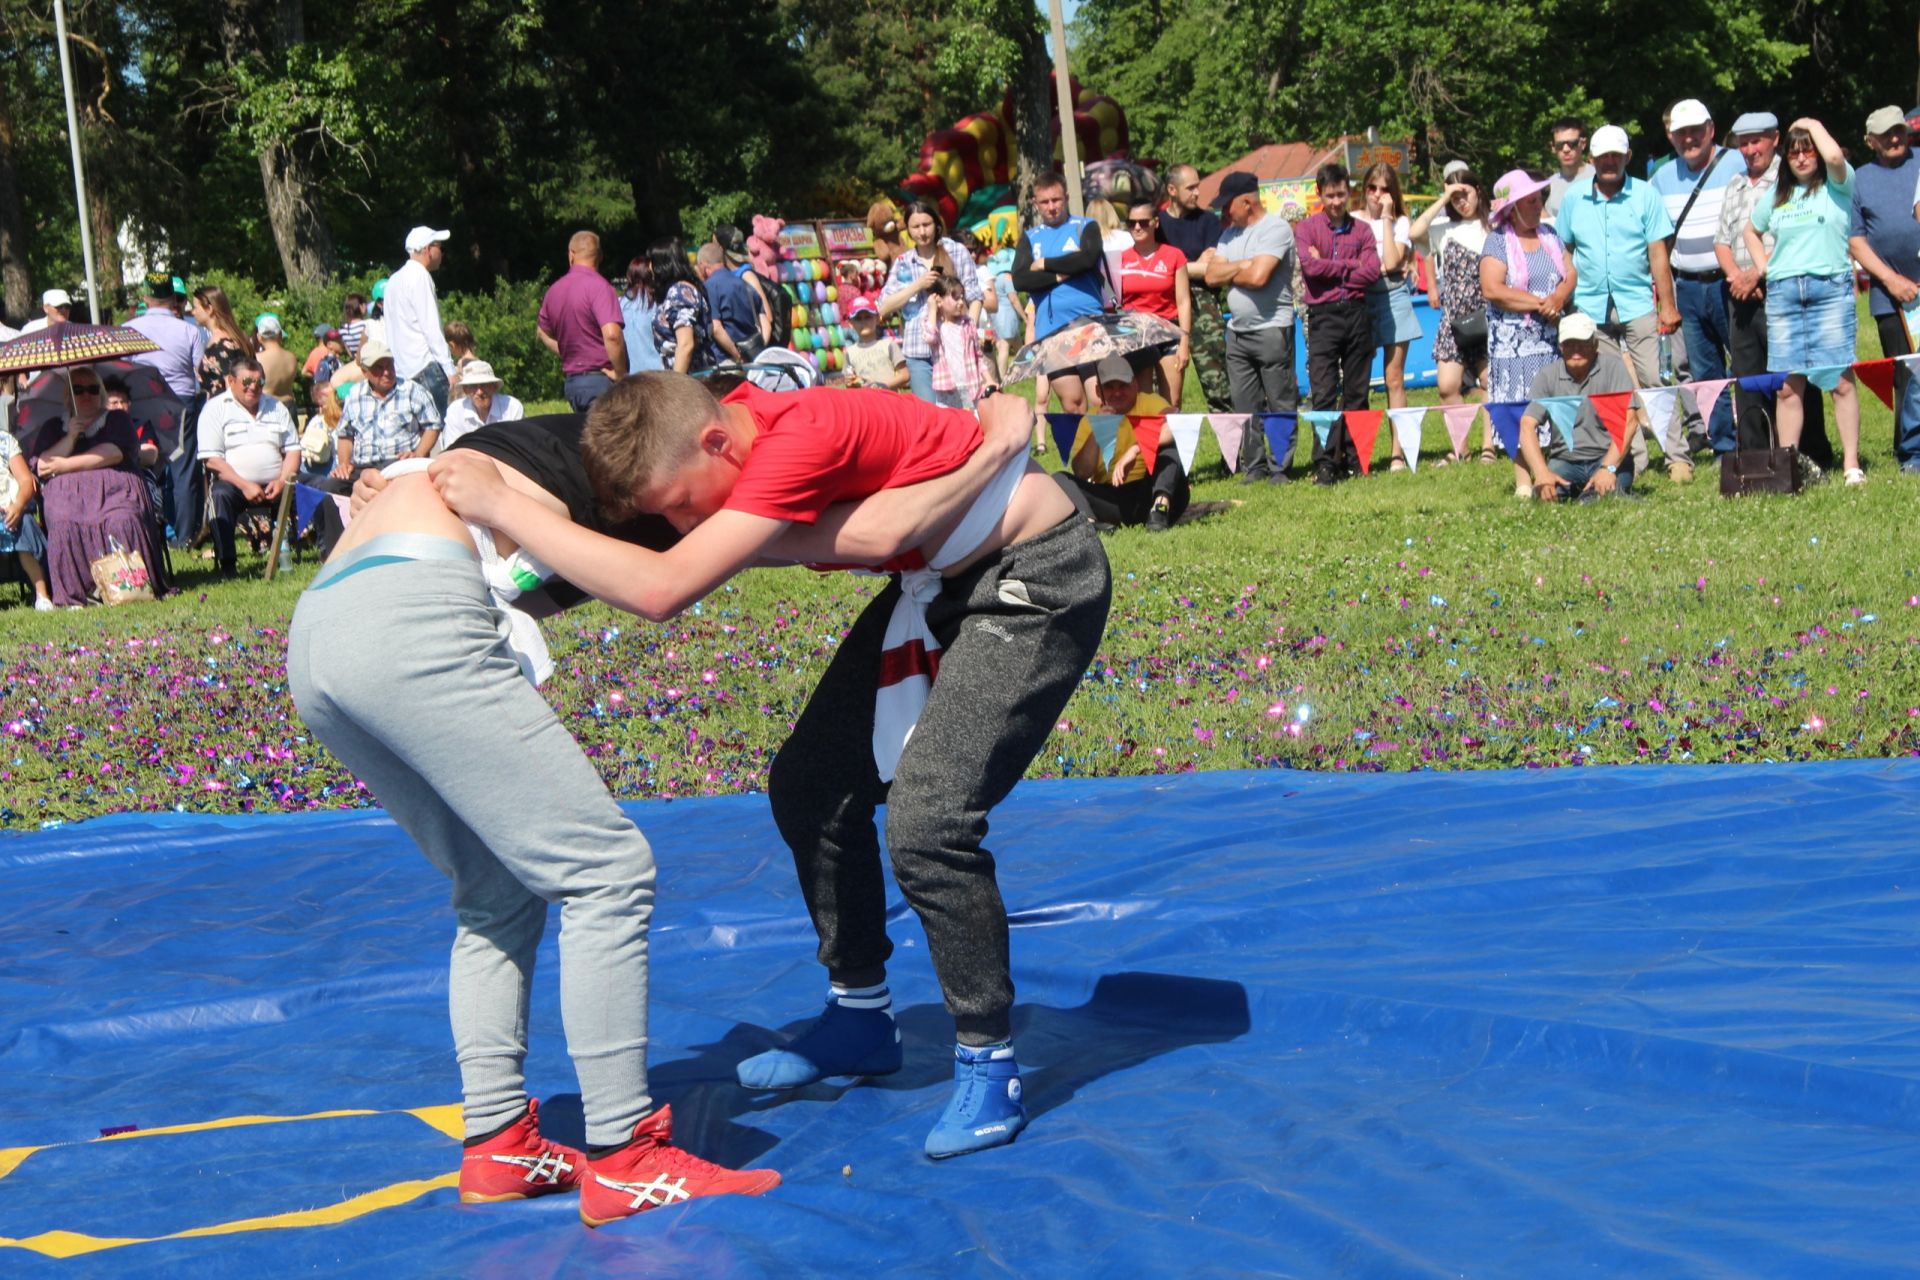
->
[582, 372, 721, 519]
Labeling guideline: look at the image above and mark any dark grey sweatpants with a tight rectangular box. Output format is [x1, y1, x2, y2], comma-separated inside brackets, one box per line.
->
[767, 516, 1111, 1045]
[289, 552, 656, 1147]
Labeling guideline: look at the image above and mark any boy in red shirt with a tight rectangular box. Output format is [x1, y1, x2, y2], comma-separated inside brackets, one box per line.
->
[430, 374, 1111, 1159]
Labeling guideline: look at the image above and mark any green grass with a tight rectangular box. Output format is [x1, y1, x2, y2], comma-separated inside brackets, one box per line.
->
[3, 347, 1917, 830]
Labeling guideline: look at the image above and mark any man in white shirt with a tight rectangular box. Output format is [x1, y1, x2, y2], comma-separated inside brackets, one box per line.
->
[20, 288, 72, 334]
[385, 226, 456, 417]
[197, 356, 299, 577]
[438, 360, 525, 448]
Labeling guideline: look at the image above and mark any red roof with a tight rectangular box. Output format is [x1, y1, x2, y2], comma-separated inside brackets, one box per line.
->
[1194, 138, 1364, 207]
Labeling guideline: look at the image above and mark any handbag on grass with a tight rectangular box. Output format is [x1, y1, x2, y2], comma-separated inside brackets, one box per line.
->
[1719, 404, 1800, 497]
[90, 537, 155, 605]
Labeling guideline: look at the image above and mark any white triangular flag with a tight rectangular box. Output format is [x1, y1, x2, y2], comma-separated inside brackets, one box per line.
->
[1634, 386, 1681, 447]
[1386, 407, 1427, 472]
[1165, 414, 1205, 473]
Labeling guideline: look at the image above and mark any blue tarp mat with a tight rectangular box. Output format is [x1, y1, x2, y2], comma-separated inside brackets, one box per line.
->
[4, 760, 1920, 1277]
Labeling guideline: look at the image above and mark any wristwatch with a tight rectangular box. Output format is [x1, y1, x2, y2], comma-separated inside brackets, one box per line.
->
[1603, 463, 1618, 474]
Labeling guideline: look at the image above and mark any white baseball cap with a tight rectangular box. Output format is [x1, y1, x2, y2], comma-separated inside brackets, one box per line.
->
[254, 312, 284, 338]
[1590, 125, 1631, 157]
[42, 288, 72, 308]
[405, 226, 451, 254]
[1558, 313, 1598, 344]
[1668, 99, 1713, 131]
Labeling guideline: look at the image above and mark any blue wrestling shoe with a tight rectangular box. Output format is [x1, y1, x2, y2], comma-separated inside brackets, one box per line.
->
[924, 1041, 1027, 1159]
[736, 988, 903, 1090]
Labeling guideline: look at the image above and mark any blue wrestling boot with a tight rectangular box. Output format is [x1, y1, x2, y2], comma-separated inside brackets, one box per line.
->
[924, 1041, 1027, 1159]
[736, 985, 903, 1090]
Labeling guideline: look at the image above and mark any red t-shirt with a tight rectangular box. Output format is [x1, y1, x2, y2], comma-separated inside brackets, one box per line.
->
[722, 383, 981, 525]
[1118, 243, 1189, 322]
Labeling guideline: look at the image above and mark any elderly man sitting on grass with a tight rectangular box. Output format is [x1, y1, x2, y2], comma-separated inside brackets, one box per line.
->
[1515, 312, 1644, 502]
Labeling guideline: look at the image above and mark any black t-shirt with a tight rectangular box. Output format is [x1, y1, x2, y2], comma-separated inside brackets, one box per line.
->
[1158, 207, 1223, 264]
[451, 413, 678, 610]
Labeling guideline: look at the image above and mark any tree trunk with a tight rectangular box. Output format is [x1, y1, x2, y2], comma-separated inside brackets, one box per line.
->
[1010, 18, 1054, 215]
[217, 0, 336, 285]
[83, 134, 121, 309]
[0, 92, 33, 324]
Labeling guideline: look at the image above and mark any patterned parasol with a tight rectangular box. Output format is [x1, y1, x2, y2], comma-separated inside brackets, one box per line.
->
[0, 320, 160, 375]
[1005, 311, 1184, 384]
[15, 359, 184, 444]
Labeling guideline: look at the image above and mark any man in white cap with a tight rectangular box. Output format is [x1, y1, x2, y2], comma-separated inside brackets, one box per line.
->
[1651, 99, 1739, 455]
[1514, 313, 1643, 501]
[1848, 106, 1920, 473]
[386, 225, 456, 417]
[254, 313, 298, 401]
[1557, 124, 1681, 477]
[20, 288, 72, 335]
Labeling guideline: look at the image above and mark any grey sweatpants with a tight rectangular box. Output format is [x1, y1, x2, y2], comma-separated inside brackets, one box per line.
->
[767, 516, 1111, 1045]
[288, 552, 656, 1146]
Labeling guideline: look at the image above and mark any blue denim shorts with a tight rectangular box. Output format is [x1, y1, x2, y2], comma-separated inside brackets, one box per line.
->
[1366, 278, 1422, 347]
[1766, 271, 1857, 371]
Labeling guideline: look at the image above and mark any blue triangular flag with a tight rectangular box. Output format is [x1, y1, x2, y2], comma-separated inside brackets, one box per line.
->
[1538, 396, 1583, 450]
[1801, 364, 1848, 392]
[1738, 372, 1788, 398]
[1086, 414, 1125, 467]
[293, 482, 329, 535]
[1045, 412, 1079, 463]
[1259, 412, 1297, 468]
[1484, 401, 1527, 458]
[1301, 409, 1342, 445]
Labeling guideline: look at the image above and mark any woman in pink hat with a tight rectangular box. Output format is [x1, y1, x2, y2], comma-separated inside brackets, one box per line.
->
[1480, 169, 1577, 494]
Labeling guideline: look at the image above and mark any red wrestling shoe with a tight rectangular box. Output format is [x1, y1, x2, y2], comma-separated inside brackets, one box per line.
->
[458, 1099, 587, 1203]
[579, 1105, 781, 1227]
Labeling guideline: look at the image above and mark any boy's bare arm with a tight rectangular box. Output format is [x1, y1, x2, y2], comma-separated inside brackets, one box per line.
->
[431, 453, 788, 621]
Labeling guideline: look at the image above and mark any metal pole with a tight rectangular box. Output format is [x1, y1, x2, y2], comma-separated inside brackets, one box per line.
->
[53, 0, 100, 323]
[1046, 0, 1084, 217]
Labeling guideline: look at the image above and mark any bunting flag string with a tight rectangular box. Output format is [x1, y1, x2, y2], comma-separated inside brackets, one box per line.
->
[1343, 409, 1383, 474]
[1536, 396, 1584, 451]
[1301, 410, 1342, 445]
[1259, 412, 1297, 469]
[1086, 415, 1125, 468]
[1440, 403, 1481, 457]
[1483, 401, 1526, 458]
[1801, 364, 1850, 392]
[1736, 372, 1788, 398]
[1852, 357, 1896, 409]
[1131, 415, 1165, 475]
[1387, 407, 1428, 473]
[1044, 412, 1080, 463]
[1635, 386, 1681, 446]
[1683, 377, 1734, 428]
[1588, 391, 1637, 453]
[1165, 414, 1205, 473]
[1208, 414, 1247, 473]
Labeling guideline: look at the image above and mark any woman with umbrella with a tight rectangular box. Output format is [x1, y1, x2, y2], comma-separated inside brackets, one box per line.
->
[17, 365, 171, 605]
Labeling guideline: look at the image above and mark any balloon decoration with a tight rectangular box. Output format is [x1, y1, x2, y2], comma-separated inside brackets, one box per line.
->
[767, 219, 897, 373]
[900, 74, 1131, 231]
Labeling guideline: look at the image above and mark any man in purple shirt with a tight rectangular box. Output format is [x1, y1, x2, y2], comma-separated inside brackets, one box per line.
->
[126, 271, 209, 544]
[1296, 164, 1381, 484]
[537, 231, 629, 411]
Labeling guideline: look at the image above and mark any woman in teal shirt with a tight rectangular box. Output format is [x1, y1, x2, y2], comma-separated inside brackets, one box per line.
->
[1746, 117, 1863, 485]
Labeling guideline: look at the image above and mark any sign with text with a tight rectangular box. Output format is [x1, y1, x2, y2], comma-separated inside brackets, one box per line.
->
[819, 220, 875, 256]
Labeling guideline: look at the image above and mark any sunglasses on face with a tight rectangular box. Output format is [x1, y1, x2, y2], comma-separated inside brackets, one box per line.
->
[1127, 218, 1155, 228]
[1365, 184, 1392, 193]
[235, 377, 265, 389]
[1787, 143, 1817, 156]
[71, 384, 101, 395]
[1553, 138, 1585, 150]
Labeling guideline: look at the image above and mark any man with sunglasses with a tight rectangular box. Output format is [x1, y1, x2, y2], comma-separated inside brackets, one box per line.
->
[197, 356, 299, 577]
[1157, 163, 1233, 412]
[1848, 106, 1920, 473]
[1543, 119, 1593, 226]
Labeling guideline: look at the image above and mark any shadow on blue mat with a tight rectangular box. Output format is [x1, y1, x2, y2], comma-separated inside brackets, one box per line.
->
[537, 972, 1253, 1158]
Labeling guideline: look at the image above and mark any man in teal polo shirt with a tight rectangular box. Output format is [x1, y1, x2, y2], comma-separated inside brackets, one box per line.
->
[1557, 124, 1684, 475]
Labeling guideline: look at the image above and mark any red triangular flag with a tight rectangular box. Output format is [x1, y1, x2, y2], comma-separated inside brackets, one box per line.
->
[1130, 415, 1164, 475]
[1343, 409, 1383, 475]
[1852, 357, 1897, 410]
[1590, 391, 1635, 452]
